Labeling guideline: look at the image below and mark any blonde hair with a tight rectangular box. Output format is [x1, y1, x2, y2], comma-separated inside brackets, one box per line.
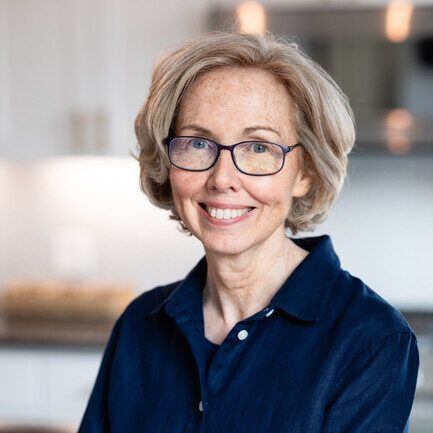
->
[133, 30, 355, 235]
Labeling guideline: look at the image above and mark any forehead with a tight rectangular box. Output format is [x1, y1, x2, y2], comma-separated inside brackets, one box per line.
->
[176, 67, 294, 133]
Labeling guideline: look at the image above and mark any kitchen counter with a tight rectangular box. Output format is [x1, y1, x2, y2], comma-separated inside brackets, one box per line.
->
[0, 316, 112, 349]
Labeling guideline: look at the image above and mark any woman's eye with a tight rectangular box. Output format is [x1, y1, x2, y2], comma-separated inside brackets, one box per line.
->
[252, 142, 269, 153]
[191, 139, 209, 149]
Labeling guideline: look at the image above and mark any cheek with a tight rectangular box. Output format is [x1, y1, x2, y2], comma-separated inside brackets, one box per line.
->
[169, 170, 200, 208]
[252, 177, 292, 210]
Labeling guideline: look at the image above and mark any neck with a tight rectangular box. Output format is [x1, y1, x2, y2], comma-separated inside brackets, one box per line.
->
[203, 228, 308, 326]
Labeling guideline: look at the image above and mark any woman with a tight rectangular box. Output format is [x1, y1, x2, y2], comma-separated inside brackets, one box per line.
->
[78, 31, 419, 433]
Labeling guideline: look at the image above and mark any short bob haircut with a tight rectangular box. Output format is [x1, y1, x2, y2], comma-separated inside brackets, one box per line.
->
[134, 30, 355, 236]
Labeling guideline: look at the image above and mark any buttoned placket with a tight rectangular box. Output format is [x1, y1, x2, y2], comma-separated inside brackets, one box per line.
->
[194, 305, 276, 421]
[164, 272, 277, 431]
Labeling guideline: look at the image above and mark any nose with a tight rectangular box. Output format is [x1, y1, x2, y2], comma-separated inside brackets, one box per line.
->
[206, 148, 241, 191]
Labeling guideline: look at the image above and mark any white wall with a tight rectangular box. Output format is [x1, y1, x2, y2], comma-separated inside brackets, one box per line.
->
[318, 155, 433, 310]
[0, 154, 432, 310]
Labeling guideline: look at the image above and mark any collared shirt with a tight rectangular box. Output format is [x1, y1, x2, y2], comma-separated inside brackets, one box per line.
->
[78, 234, 419, 433]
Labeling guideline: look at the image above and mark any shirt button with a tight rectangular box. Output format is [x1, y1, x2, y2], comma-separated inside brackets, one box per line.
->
[199, 400, 203, 412]
[237, 329, 248, 340]
[265, 308, 274, 317]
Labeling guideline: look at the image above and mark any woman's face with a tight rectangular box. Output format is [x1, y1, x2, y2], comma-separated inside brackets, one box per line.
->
[169, 66, 311, 256]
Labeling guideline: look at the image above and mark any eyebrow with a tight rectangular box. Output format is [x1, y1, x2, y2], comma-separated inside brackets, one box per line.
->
[178, 124, 282, 141]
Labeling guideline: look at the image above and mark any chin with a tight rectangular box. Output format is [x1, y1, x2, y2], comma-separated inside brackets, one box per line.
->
[201, 233, 256, 256]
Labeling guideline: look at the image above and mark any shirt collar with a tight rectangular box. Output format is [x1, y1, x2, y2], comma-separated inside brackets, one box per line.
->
[272, 234, 341, 322]
[148, 234, 341, 323]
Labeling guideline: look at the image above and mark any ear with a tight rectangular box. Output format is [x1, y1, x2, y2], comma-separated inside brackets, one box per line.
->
[292, 170, 312, 198]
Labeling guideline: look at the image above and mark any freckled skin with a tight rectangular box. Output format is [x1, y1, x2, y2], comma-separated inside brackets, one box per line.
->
[170, 66, 309, 255]
[169, 66, 312, 333]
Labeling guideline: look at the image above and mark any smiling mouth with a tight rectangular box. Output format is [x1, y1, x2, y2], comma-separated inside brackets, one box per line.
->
[198, 202, 257, 222]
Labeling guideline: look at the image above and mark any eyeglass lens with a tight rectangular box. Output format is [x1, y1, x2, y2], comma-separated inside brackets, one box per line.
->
[168, 137, 284, 175]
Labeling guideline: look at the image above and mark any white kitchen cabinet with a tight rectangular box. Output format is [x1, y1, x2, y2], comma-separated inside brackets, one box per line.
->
[0, 0, 209, 158]
[0, 349, 32, 420]
[0, 0, 109, 158]
[0, 346, 102, 427]
[46, 350, 102, 425]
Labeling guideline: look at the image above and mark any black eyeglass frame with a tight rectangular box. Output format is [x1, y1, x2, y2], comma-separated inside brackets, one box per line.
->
[162, 135, 303, 176]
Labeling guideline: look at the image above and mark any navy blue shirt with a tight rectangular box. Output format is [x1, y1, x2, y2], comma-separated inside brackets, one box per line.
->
[78, 234, 419, 433]
[204, 337, 220, 377]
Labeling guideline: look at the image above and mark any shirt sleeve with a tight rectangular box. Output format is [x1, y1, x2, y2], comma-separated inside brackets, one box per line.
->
[77, 313, 124, 433]
[322, 330, 420, 433]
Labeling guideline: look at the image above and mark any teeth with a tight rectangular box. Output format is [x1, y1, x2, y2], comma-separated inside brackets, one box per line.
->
[205, 205, 252, 220]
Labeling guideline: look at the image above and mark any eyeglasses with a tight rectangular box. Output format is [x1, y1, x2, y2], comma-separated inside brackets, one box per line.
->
[163, 136, 302, 176]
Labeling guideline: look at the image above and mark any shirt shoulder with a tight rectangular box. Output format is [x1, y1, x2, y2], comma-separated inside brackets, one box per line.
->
[118, 280, 183, 325]
[329, 268, 417, 352]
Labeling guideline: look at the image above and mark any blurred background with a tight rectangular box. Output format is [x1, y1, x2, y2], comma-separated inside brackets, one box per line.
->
[0, 0, 432, 431]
